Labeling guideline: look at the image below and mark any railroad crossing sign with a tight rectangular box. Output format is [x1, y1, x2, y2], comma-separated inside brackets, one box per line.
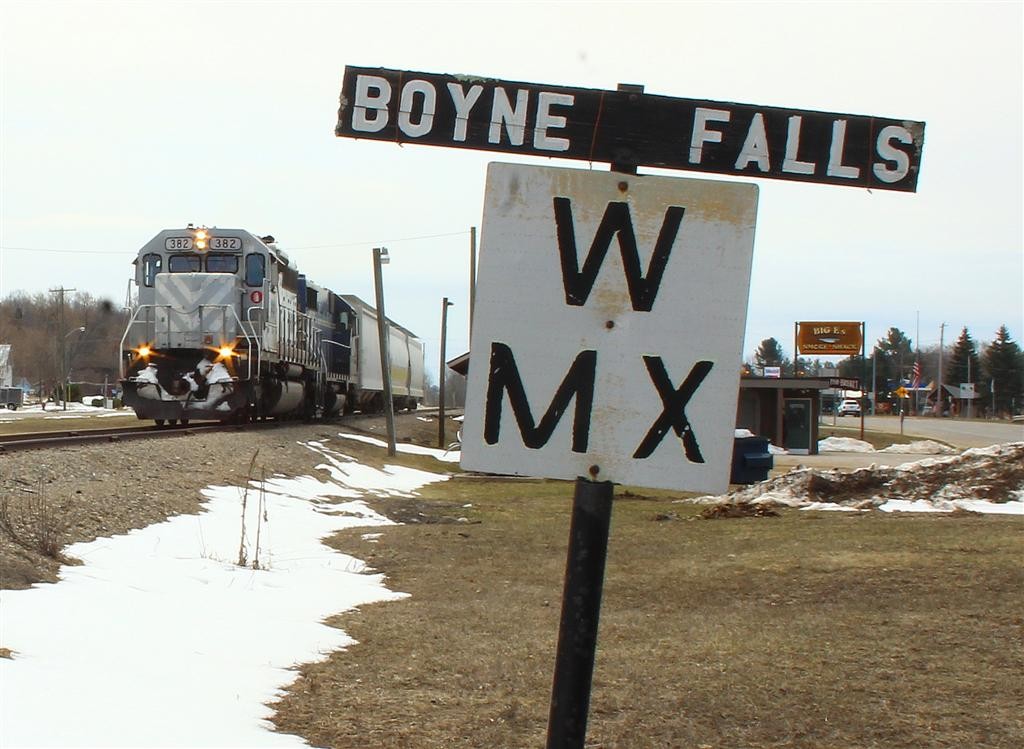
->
[461, 163, 758, 494]
[336, 66, 925, 191]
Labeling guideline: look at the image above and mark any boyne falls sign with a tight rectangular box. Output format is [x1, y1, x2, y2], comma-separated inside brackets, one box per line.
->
[460, 164, 758, 494]
[336, 66, 925, 191]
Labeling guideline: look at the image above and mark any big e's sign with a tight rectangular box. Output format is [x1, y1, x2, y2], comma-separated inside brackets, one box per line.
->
[337, 66, 925, 192]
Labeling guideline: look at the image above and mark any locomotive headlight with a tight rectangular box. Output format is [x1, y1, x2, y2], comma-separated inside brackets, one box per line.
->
[216, 344, 234, 360]
[194, 229, 208, 251]
[137, 345, 152, 359]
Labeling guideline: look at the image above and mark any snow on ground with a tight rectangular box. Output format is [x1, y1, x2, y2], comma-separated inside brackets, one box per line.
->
[0, 439, 450, 748]
[877, 439, 957, 454]
[336, 432, 462, 463]
[818, 436, 957, 455]
[818, 436, 875, 452]
[692, 442, 1024, 515]
[0, 402, 132, 421]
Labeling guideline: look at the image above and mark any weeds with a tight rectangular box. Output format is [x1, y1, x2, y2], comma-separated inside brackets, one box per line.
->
[236, 450, 269, 570]
[0, 483, 71, 560]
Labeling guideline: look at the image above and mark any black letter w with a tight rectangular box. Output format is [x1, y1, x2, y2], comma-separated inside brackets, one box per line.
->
[484, 342, 597, 452]
[553, 198, 684, 312]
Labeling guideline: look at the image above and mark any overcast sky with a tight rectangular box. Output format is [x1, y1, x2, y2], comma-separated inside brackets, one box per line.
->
[1, 0, 1021, 379]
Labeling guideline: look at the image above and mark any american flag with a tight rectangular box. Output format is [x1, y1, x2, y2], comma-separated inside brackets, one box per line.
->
[912, 360, 921, 388]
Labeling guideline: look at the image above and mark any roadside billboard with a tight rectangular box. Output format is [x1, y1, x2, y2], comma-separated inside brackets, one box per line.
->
[796, 321, 863, 356]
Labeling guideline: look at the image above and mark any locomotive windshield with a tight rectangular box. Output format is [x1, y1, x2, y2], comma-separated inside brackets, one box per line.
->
[168, 255, 201, 272]
[206, 254, 239, 273]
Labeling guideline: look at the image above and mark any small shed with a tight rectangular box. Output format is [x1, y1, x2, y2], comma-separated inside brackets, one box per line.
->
[736, 376, 830, 455]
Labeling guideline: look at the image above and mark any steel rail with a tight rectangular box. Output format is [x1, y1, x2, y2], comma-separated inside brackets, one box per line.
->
[0, 408, 448, 454]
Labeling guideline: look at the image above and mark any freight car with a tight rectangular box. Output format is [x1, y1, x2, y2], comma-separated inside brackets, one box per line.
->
[119, 226, 424, 425]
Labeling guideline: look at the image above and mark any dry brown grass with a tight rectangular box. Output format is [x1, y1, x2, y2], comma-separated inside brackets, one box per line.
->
[269, 471, 1024, 749]
[0, 484, 74, 562]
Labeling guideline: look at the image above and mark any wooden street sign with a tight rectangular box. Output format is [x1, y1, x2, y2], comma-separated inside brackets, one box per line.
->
[336, 66, 925, 192]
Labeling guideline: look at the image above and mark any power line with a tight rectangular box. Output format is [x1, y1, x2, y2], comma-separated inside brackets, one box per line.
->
[288, 230, 471, 250]
[0, 246, 128, 255]
[0, 229, 472, 255]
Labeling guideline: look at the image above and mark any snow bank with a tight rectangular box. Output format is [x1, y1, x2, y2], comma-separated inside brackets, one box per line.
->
[878, 440, 957, 455]
[817, 436, 956, 455]
[0, 440, 449, 748]
[819, 436, 874, 452]
[692, 442, 1024, 515]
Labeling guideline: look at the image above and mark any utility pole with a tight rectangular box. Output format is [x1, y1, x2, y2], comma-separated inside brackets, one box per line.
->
[914, 310, 920, 416]
[372, 248, 396, 456]
[49, 286, 76, 410]
[966, 355, 972, 420]
[937, 322, 946, 416]
[438, 297, 453, 449]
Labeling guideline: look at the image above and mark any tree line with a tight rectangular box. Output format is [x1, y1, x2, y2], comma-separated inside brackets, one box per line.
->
[749, 324, 1024, 417]
[0, 292, 127, 398]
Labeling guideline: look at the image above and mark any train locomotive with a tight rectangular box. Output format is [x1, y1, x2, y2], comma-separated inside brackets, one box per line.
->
[119, 226, 424, 425]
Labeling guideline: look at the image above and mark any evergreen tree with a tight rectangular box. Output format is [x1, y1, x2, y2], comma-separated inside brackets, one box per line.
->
[872, 327, 914, 396]
[982, 325, 1024, 415]
[837, 355, 867, 382]
[754, 337, 786, 373]
[945, 327, 982, 404]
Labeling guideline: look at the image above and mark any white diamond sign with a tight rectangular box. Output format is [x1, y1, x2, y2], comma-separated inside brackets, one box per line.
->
[461, 163, 758, 494]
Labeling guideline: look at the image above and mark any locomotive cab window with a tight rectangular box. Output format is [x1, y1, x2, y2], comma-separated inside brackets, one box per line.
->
[142, 253, 162, 287]
[169, 254, 201, 272]
[245, 253, 265, 287]
[206, 254, 239, 273]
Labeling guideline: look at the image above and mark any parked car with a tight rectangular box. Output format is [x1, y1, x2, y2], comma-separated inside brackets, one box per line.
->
[837, 399, 861, 416]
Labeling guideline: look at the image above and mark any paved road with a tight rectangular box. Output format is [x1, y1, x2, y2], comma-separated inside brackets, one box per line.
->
[821, 414, 1024, 449]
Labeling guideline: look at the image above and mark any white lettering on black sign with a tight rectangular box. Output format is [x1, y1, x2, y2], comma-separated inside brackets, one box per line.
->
[337, 66, 925, 192]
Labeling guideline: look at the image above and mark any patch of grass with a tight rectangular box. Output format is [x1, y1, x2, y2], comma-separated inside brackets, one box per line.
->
[269, 471, 1024, 749]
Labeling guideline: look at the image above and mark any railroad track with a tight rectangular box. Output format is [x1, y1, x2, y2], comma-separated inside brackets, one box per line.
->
[0, 407, 449, 454]
[0, 421, 248, 453]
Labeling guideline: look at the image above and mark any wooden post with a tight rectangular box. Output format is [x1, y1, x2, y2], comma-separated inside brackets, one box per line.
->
[372, 247, 396, 456]
[438, 297, 452, 449]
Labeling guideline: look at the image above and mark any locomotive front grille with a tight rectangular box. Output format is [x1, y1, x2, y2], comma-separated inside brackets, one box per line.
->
[153, 273, 238, 348]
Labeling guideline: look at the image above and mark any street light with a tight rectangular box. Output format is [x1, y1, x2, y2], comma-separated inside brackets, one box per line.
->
[438, 297, 454, 449]
[63, 326, 86, 410]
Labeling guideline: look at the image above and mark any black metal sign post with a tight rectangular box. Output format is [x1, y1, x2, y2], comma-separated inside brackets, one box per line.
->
[547, 476, 614, 749]
[546, 88, 641, 747]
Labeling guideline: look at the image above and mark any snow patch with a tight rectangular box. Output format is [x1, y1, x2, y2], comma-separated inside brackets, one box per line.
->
[0, 441, 449, 747]
[336, 432, 461, 463]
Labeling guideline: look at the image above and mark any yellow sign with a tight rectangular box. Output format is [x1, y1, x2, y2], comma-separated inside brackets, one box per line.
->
[895, 387, 908, 398]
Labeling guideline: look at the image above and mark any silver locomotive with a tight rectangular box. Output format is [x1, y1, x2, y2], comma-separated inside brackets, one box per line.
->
[119, 226, 424, 425]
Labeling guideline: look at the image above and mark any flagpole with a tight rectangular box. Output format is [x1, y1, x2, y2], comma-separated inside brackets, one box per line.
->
[914, 311, 920, 416]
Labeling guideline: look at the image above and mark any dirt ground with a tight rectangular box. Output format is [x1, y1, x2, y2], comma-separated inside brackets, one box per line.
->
[2, 413, 1022, 748]
[0, 412, 455, 590]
